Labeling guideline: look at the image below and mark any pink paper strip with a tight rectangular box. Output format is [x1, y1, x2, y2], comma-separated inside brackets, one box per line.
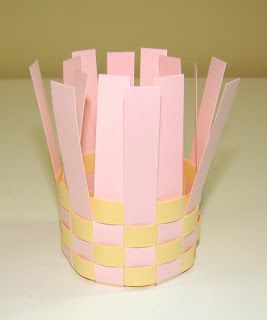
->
[63, 57, 88, 137]
[125, 247, 155, 267]
[63, 56, 81, 86]
[159, 55, 181, 76]
[190, 57, 226, 166]
[124, 86, 160, 225]
[72, 235, 92, 260]
[73, 71, 88, 137]
[140, 48, 167, 86]
[95, 265, 123, 286]
[94, 75, 131, 201]
[157, 220, 182, 244]
[107, 51, 135, 85]
[183, 230, 197, 253]
[157, 259, 181, 284]
[93, 222, 124, 246]
[192, 63, 199, 167]
[186, 79, 240, 213]
[155, 75, 184, 199]
[29, 61, 61, 177]
[51, 81, 91, 219]
[72, 49, 98, 154]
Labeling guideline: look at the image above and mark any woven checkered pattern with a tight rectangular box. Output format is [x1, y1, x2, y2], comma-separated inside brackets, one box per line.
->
[57, 154, 200, 286]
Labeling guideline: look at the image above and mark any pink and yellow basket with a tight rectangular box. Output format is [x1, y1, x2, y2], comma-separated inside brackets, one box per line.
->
[57, 156, 199, 286]
[30, 48, 239, 287]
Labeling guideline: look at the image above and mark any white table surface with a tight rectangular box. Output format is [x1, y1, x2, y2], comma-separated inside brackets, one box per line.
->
[0, 78, 266, 320]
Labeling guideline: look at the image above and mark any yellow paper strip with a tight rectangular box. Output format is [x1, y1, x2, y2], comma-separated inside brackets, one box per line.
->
[93, 243, 124, 267]
[124, 225, 157, 247]
[124, 266, 156, 286]
[157, 238, 182, 264]
[71, 213, 93, 242]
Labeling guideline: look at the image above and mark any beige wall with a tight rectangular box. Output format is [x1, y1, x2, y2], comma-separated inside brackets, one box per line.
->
[1, 0, 266, 78]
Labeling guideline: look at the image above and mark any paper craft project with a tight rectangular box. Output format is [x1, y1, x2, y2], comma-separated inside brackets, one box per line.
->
[30, 48, 239, 287]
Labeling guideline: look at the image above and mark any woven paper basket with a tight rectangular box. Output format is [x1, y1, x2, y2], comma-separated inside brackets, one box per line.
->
[57, 154, 200, 287]
[30, 49, 239, 287]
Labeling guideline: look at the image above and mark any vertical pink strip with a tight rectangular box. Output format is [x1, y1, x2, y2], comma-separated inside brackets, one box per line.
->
[140, 48, 167, 86]
[186, 79, 239, 213]
[94, 75, 131, 201]
[107, 52, 135, 85]
[51, 81, 91, 219]
[159, 55, 181, 76]
[29, 61, 61, 177]
[155, 75, 184, 199]
[191, 63, 199, 167]
[72, 49, 98, 154]
[73, 72, 88, 137]
[190, 57, 226, 166]
[63, 57, 88, 137]
[63, 56, 81, 86]
[124, 86, 161, 225]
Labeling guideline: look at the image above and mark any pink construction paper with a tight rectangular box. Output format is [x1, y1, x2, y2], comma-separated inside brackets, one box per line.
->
[72, 235, 92, 260]
[159, 55, 181, 76]
[107, 51, 135, 85]
[157, 259, 181, 284]
[183, 230, 197, 253]
[95, 265, 124, 286]
[72, 71, 88, 137]
[63, 57, 88, 138]
[155, 75, 184, 199]
[93, 222, 124, 246]
[157, 220, 183, 244]
[140, 48, 167, 85]
[72, 49, 98, 154]
[191, 63, 199, 167]
[186, 79, 240, 213]
[59, 207, 71, 228]
[51, 81, 91, 219]
[63, 56, 81, 86]
[125, 247, 155, 267]
[124, 86, 161, 225]
[94, 74, 131, 201]
[29, 61, 61, 177]
[190, 57, 226, 166]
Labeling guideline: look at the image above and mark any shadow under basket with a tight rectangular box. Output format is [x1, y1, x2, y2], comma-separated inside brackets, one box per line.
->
[57, 153, 200, 287]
